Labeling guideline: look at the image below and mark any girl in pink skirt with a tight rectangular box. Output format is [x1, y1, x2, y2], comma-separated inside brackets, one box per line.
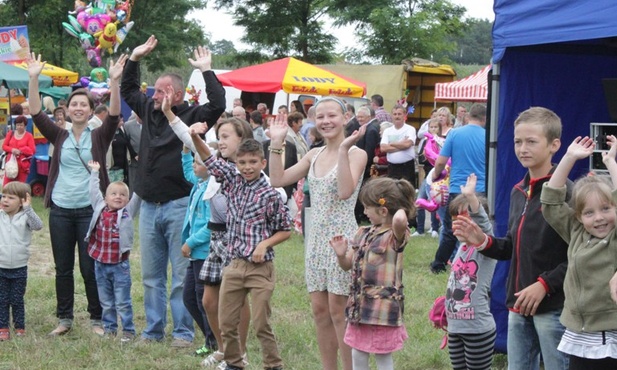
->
[330, 177, 415, 370]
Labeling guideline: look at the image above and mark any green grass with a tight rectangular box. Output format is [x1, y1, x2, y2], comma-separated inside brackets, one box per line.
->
[0, 197, 507, 369]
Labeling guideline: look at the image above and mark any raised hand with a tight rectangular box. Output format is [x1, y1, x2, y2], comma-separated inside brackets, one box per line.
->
[602, 135, 617, 164]
[268, 113, 288, 146]
[26, 52, 46, 77]
[460, 173, 477, 197]
[452, 214, 486, 246]
[161, 85, 174, 114]
[566, 136, 595, 160]
[188, 46, 212, 72]
[108, 54, 128, 81]
[130, 35, 157, 61]
[190, 122, 209, 135]
[341, 123, 366, 150]
[22, 193, 31, 208]
[88, 160, 101, 172]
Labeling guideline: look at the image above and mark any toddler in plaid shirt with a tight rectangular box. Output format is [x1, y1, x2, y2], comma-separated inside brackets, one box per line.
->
[191, 132, 291, 370]
[85, 160, 141, 342]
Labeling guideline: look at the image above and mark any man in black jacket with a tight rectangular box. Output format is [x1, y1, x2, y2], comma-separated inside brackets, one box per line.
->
[121, 35, 225, 347]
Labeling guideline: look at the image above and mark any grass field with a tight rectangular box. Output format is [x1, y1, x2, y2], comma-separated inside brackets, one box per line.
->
[0, 197, 507, 369]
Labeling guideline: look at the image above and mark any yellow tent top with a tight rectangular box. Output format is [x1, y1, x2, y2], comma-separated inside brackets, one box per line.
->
[8, 61, 79, 86]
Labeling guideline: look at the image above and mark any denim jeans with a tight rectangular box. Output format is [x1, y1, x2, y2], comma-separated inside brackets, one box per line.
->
[95, 260, 135, 334]
[507, 309, 569, 370]
[139, 198, 193, 341]
[416, 179, 440, 234]
[431, 194, 460, 271]
[183, 259, 216, 349]
[49, 204, 101, 321]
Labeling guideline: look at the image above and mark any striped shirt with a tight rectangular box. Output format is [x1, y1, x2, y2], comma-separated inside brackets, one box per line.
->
[558, 329, 617, 359]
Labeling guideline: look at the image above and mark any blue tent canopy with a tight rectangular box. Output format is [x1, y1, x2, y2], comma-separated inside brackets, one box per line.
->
[490, 0, 617, 235]
[488, 0, 617, 354]
[492, 0, 617, 63]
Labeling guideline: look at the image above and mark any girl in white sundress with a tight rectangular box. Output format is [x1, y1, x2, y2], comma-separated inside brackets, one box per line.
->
[268, 97, 367, 370]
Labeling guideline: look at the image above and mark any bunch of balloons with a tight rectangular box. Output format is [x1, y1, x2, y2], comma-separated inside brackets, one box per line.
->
[62, 0, 134, 67]
[186, 85, 201, 106]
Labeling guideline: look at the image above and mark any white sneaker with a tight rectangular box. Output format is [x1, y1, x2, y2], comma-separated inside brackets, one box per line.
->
[202, 351, 224, 368]
[411, 231, 423, 237]
[431, 230, 439, 238]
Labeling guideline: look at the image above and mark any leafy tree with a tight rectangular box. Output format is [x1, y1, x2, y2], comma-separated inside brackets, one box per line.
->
[330, 0, 467, 64]
[214, 0, 336, 63]
[442, 18, 492, 65]
[0, 0, 210, 75]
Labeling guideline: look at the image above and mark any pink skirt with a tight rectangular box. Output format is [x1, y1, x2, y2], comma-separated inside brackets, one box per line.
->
[344, 322, 408, 354]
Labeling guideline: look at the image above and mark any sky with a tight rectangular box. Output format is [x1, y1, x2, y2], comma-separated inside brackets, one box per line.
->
[189, 0, 495, 52]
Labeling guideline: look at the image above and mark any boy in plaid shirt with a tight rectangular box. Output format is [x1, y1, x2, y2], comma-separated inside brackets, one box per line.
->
[191, 131, 291, 370]
[85, 160, 141, 342]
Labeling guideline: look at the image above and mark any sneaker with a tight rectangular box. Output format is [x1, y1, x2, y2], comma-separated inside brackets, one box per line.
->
[222, 365, 242, 370]
[202, 351, 224, 367]
[120, 332, 135, 343]
[47, 325, 71, 337]
[15, 329, 25, 338]
[411, 231, 423, 237]
[215, 353, 248, 369]
[195, 345, 212, 357]
[431, 230, 439, 238]
[92, 325, 105, 336]
[171, 337, 193, 348]
[429, 262, 446, 274]
[0, 328, 9, 341]
[136, 336, 163, 346]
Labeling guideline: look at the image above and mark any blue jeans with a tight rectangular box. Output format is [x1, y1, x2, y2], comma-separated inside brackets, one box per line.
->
[49, 204, 101, 321]
[507, 309, 569, 370]
[95, 260, 135, 335]
[140, 198, 194, 341]
[183, 259, 216, 349]
[431, 194, 460, 271]
[416, 180, 440, 233]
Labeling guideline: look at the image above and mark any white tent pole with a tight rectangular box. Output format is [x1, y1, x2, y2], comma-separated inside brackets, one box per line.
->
[487, 63, 500, 226]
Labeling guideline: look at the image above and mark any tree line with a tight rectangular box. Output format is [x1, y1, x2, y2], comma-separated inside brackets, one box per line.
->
[0, 0, 492, 76]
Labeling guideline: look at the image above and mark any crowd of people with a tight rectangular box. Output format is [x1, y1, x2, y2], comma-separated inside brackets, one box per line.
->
[1, 35, 617, 370]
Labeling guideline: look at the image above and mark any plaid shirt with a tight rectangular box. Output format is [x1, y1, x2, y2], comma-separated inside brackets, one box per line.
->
[204, 156, 291, 262]
[347, 225, 410, 327]
[374, 107, 393, 124]
[88, 207, 128, 263]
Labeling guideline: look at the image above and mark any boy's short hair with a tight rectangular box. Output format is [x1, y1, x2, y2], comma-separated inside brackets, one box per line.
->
[514, 107, 562, 143]
[107, 181, 129, 195]
[3, 182, 31, 199]
[449, 194, 490, 217]
[250, 111, 263, 125]
[236, 139, 265, 159]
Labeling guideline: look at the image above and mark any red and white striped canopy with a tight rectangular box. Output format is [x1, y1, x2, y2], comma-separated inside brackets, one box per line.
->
[434, 65, 491, 102]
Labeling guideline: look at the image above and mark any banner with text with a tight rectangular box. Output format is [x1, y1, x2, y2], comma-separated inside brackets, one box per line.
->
[0, 25, 30, 62]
